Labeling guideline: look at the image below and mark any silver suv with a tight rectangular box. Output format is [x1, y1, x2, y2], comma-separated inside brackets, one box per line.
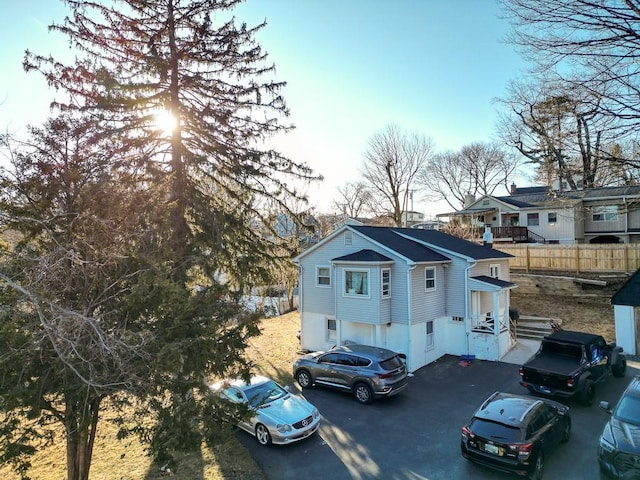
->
[293, 344, 408, 404]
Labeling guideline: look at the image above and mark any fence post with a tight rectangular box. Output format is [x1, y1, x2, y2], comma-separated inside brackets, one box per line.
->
[624, 244, 629, 273]
[525, 246, 530, 273]
[575, 245, 580, 274]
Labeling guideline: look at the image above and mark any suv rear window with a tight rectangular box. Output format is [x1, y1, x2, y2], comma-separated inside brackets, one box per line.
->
[469, 418, 522, 442]
[379, 355, 404, 370]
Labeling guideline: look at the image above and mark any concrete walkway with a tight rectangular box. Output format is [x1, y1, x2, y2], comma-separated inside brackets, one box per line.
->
[501, 338, 540, 365]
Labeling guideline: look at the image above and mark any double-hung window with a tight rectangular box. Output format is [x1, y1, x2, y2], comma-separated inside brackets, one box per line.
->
[381, 268, 391, 298]
[345, 269, 369, 296]
[316, 266, 331, 287]
[527, 213, 539, 226]
[490, 264, 501, 279]
[425, 267, 436, 291]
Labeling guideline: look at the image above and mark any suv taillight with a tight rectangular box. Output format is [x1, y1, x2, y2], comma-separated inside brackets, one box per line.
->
[519, 367, 524, 376]
[461, 425, 473, 439]
[509, 442, 533, 457]
[567, 378, 575, 388]
[376, 372, 394, 379]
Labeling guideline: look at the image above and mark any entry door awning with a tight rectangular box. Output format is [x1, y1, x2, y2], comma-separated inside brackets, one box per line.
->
[469, 275, 516, 292]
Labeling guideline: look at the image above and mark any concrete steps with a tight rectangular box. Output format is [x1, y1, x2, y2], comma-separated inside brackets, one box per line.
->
[515, 316, 562, 341]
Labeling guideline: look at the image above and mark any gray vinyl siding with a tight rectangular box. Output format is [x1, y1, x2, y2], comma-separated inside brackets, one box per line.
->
[520, 207, 577, 243]
[298, 229, 411, 322]
[443, 258, 469, 318]
[584, 201, 628, 233]
[473, 260, 512, 282]
[410, 265, 446, 324]
[629, 204, 640, 230]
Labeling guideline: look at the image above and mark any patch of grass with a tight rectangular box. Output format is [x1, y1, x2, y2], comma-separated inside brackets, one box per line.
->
[0, 312, 301, 480]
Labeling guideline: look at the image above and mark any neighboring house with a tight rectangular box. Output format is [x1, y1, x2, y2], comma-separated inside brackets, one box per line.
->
[293, 225, 516, 372]
[439, 184, 640, 244]
[612, 268, 640, 355]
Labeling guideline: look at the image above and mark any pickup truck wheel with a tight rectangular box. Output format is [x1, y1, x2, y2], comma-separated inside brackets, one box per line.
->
[580, 379, 595, 406]
[612, 357, 627, 378]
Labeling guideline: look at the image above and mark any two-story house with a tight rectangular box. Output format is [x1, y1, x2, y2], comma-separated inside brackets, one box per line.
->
[440, 185, 640, 244]
[294, 225, 516, 372]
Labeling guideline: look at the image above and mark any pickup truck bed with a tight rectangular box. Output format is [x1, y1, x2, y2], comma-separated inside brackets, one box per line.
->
[523, 353, 581, 377]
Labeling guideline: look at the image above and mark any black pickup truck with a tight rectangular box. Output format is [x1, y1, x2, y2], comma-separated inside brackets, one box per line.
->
[519, 330, 626, 406]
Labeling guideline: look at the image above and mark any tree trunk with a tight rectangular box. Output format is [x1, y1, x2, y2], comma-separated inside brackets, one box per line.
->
[66, 397, 102, 480]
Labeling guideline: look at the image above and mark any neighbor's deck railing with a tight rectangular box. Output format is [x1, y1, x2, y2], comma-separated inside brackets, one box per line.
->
[494, 244, 640, 273]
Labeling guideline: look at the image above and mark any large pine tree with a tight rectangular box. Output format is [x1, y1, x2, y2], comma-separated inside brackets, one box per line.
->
[1, 1, 317, 479]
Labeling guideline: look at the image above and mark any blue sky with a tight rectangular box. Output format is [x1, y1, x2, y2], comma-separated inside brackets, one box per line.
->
[1, 0, 527, 216]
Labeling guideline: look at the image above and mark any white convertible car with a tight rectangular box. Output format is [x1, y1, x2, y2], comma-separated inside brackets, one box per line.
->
[213, 375, 321, 446]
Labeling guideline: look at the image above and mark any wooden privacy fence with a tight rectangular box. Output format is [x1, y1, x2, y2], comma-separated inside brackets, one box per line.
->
[494, 244, 640, 273]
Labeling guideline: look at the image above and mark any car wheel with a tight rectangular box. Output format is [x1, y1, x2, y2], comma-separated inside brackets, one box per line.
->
[528, 451, 544, 480]
[561, 418, 571, 443]
[580, 379, 595, 406]
[255, 423, 272, 446]
[353, 382, 373, 404]
[612, 357, 627, 378]
[296, 369, 312, 389]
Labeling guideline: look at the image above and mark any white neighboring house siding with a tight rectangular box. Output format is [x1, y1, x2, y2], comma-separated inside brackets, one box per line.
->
[520, 206, 578, 244]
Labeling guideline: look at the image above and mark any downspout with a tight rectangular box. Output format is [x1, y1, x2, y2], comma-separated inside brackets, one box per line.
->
[333, 264, 339, 345]
[407, 264, 416, 371]
[464, 261, 477, 356]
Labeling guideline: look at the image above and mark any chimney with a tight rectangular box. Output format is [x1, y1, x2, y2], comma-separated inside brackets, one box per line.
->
[463, 193, 476, 208]
[510, 183, 517, 195]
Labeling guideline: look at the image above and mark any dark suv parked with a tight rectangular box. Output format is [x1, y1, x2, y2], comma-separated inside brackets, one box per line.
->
[598, 376, 640, 479]
[461, 391, 571, 480]
[292, 343, 408, 404]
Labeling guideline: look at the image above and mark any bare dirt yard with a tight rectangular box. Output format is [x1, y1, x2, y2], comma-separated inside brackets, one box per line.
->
[510, 271, 625, 343]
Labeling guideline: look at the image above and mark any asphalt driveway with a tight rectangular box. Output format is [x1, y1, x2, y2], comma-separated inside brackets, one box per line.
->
[237, 354, 639, 480]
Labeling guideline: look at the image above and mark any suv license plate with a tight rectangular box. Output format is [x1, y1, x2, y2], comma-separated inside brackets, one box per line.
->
[484, 443, 500, 455]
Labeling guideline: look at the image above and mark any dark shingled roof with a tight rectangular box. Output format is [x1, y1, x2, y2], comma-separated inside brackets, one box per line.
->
[347, 227, 449, 262]
[471, 275, 516, 289]
[351, 226, 513, 261]
[496, 197, 536, 208]
[612, 269, 640, 307]
[332, 249, 394, 263]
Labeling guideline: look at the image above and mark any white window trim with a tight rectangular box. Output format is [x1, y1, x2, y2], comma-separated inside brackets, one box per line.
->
[381, 268, 391, 298]
[344, 231, 353, 245]
[327, 318, 336, 342]
[316, 265, 331, 288]
[425, 267, 436, 291]
[343, 268, 370, 297]
[489, 264, 501, 279]
[426, 321, 434, 350]
[592, 205, 618, 222]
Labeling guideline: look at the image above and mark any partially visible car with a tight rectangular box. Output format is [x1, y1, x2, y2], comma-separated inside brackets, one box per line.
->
[461, 391, 571, 479]
[598, 376, 640, 479]
[293, 343, 408, 404]
[212, 375, 320, 446]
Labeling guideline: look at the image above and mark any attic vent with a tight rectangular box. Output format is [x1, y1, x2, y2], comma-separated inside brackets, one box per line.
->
[482, 199, 490, 205]
[344, 231, 353, 245]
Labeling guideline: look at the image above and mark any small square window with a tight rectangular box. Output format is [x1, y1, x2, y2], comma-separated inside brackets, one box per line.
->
[316, 266, 331, 287]
[548, 212, 557, 224]
[527, 213, 539, 226]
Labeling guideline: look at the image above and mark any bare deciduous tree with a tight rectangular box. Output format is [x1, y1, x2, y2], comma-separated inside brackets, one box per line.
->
[417, 142, 517, 210]
[361, 124, 434, 226]
[332, 181, 372, 218]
